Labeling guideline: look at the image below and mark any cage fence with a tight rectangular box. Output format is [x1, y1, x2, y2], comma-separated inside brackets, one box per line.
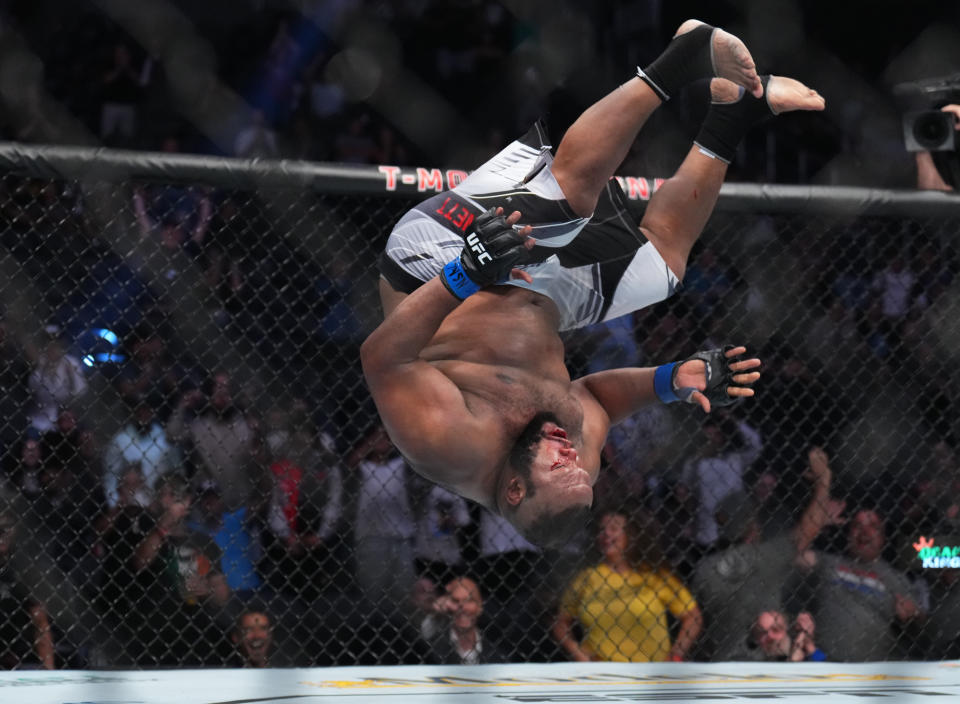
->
[0, 145, 959, 669]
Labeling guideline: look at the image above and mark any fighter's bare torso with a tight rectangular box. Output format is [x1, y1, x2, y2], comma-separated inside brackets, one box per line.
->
[409, 285, 604, 508]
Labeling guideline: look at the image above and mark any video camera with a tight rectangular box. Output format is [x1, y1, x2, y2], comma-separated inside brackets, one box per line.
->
[894, 73, 960, 152]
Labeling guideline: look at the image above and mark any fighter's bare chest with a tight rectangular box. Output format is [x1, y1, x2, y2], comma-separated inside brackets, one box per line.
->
[485, 370, 585, 437]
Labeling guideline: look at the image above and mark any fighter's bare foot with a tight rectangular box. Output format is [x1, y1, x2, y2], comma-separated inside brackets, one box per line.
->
[764, 75, 825, 113]
[677, 19, 763, 99]
[709, 75, 825, 113]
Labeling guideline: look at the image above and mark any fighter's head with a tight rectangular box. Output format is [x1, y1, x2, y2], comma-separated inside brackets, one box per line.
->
[496, 411, 593, 549]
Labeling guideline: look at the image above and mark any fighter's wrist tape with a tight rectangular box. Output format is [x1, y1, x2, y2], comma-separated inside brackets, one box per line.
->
[440, 258, 480, 301]
[654, 362, 681, 403]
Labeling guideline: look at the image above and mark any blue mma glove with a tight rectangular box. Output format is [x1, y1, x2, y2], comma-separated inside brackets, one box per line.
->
[654, 345, 747, 407]
[440, 208, 531, 300]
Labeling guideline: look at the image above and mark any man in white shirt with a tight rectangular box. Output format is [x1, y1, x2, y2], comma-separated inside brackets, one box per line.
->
[103, 400, 176, 508]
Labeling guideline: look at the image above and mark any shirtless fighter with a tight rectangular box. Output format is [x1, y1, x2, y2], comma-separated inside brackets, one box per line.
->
[362, 20, 825, 547]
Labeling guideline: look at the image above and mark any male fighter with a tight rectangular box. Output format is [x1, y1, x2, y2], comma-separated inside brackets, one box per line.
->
[362, 20, 825, 547]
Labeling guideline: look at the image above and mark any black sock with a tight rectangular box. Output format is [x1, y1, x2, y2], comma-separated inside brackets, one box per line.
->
[637, 24, 716, 101]
[694, 75, 774, 163]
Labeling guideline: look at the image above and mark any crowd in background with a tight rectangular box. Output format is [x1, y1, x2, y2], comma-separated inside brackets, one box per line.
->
[2, 0, 959, 186]
[1, 0, 960, 672]
[0, 166, 959, 668]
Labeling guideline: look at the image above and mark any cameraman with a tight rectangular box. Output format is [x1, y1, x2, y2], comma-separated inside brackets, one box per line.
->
[916, 104, 960, 191]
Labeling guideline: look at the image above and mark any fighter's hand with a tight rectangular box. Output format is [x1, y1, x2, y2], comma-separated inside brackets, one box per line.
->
[672, 345, 761, 413]
[440, 207, 534, 299]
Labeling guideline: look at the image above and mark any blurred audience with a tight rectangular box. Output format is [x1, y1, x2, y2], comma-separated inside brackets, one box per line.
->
[100, 473, 230, 666]
[693, 447, 843, 660]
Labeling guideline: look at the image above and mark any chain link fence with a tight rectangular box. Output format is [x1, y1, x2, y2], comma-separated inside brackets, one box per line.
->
[1, 144, 960, 669]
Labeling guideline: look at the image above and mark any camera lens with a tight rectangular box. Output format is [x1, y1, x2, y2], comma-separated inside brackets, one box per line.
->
[914, 112, 950, 148]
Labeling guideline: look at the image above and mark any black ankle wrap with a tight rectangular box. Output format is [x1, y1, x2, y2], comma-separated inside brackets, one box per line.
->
[694, 75, 774, 163]
[638, 24, 715, 101]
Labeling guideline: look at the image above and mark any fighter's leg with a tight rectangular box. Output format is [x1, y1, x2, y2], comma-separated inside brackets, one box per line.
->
[551, 20, 763, 218]
[641, 75, 825, 280]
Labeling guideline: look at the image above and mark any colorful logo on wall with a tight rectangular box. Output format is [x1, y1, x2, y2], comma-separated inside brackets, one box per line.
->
[913, 536, 960, 568]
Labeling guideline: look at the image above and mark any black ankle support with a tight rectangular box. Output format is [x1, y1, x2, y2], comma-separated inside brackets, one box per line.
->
[638, 24, 715, 101]
[694, 75, 774, 163]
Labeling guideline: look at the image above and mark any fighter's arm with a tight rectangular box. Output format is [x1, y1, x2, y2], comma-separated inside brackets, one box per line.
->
[572, 346, 761, 426]
[362, 208, 534, 476]
[361, 277, 494, 475]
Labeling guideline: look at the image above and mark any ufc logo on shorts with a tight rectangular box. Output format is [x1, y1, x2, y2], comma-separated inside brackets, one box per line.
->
[466, 233, 493, 265]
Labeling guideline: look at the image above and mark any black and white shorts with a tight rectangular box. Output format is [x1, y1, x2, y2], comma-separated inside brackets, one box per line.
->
[378, 122, 679, 331]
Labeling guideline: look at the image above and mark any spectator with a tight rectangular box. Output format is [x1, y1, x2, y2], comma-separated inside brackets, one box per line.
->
[347, 424, 416, 607]
[0, 494, 55, 669]
[188, 481, 264, 598]
[99, 43, 141, 145]
[747, 610, 827, 661]
[423, 576, 508, 665]
[103, 399, 177, 510]
[167, 372, 267, 514]
[871, 251, 917, 322]
[413, 482, 471, 584]
[99, 473, 230, 666]
[807, 506, 925, 661]
[678, 415, 762, 552]
[693, 447, 843, 660]
[132, 184, 212, 281]
[227, 608, 294, 667]
[26, 325, 87, 434]
[554, 509, 702, 662]
[5, 435, 44, 498]
[261, 400, 343, 599]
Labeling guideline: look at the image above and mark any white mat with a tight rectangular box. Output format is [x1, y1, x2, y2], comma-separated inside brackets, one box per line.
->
[3, 661, 960, 703]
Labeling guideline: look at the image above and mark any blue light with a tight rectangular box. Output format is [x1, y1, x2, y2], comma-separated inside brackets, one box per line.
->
[94, 328, 119, 345]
